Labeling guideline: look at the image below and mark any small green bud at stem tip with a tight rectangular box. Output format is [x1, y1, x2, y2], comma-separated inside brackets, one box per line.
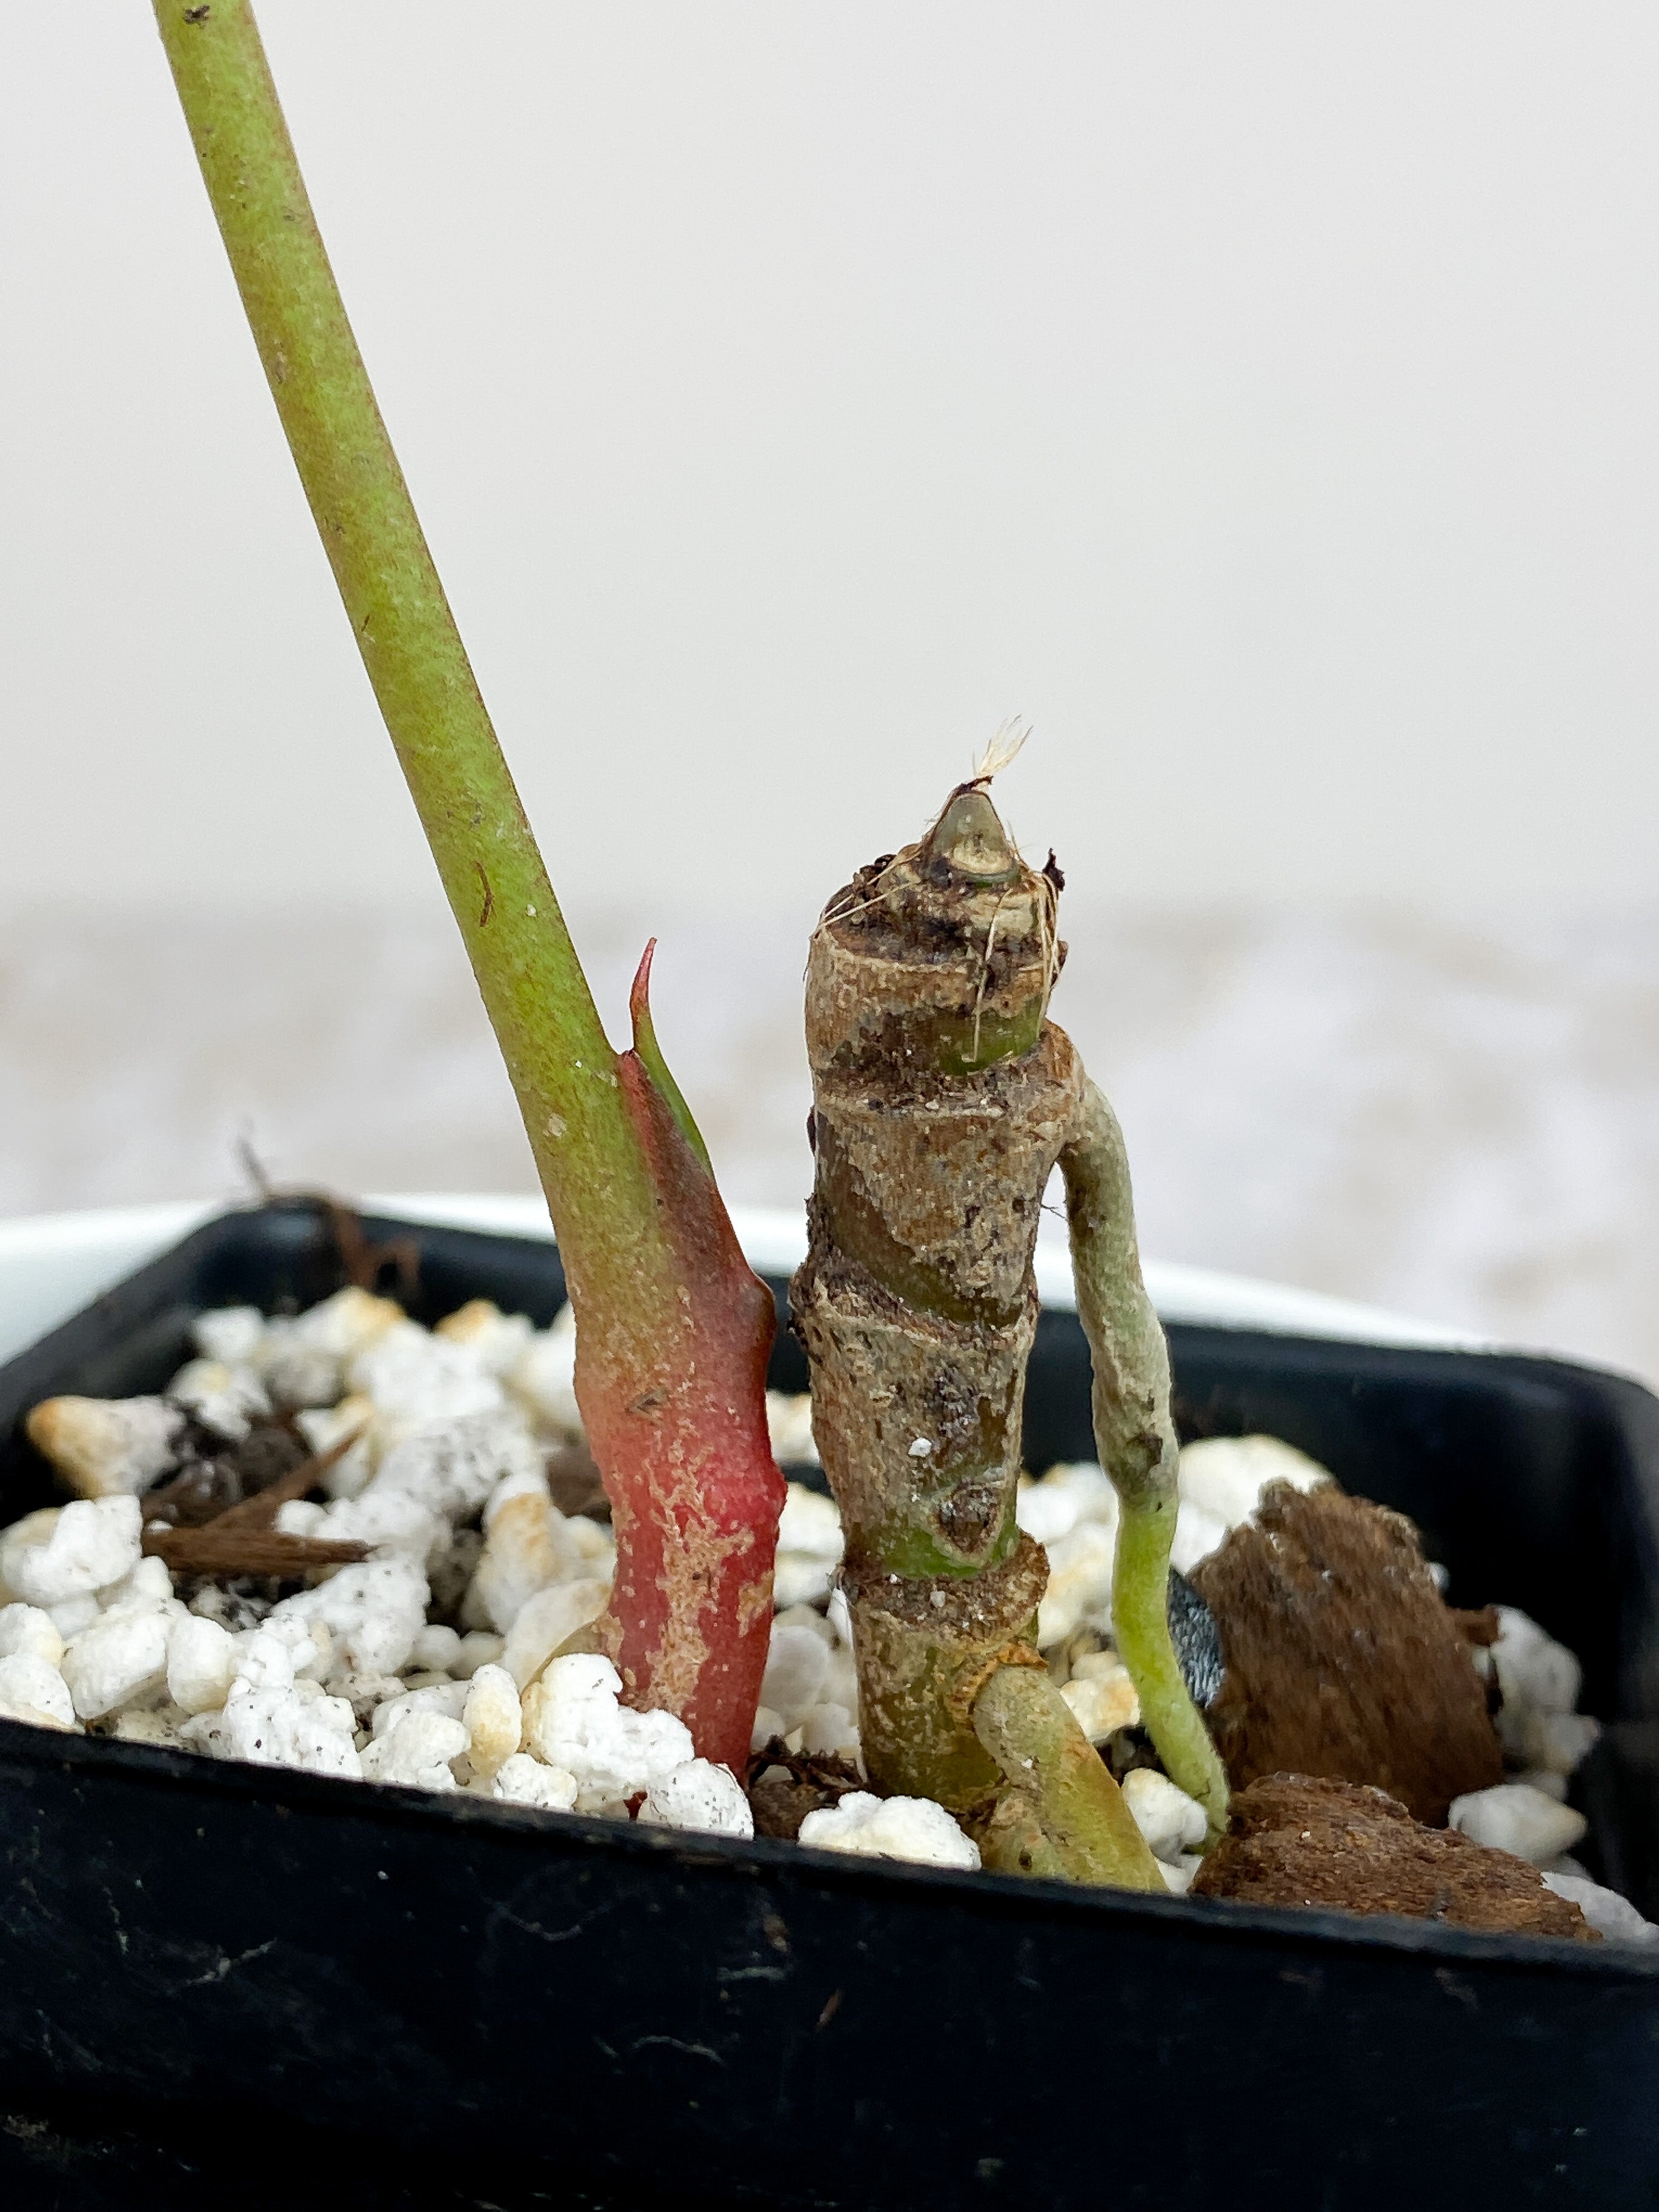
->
[923, 786, 1022, 882]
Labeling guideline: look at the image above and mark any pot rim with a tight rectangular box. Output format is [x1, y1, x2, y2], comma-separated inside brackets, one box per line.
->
[3, 1709, 1648, 1981]
[0, 1192, 1542, 1376]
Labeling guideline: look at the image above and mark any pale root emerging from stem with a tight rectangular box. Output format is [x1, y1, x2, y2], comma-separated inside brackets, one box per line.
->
[1060, 1081, 1231, 1835]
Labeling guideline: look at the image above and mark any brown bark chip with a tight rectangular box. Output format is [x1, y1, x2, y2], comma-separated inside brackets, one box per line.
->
[1192, 1775, 1597, 1941]
[1189, 1483, 1504, 1825]
[140, 1429, 367, 1577]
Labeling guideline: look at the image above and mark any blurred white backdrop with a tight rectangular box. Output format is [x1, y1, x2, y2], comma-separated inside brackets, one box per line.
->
[1, 7, 1657, 1375]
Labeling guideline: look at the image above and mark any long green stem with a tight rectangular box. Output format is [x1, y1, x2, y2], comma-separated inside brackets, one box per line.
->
[152, 2, 786, 1770]
[1060, 1080, 1231, 1836]
[150, 0, 668, 1330]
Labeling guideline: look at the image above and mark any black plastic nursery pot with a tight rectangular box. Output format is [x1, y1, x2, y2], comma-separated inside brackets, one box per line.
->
[2, 1200, 1658, 2211]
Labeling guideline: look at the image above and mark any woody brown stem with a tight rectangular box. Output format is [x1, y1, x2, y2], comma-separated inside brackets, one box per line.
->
[794, 785, 1162, 1884]
[794, 785, 1075, 1807]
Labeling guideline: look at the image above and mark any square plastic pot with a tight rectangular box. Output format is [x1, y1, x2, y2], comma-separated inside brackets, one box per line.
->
[1, 1198, 1657, 2211]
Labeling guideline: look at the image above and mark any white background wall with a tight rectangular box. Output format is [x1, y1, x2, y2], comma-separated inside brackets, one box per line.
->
[2, 4, 1657, 915]
[3, 7, 1659, 1379]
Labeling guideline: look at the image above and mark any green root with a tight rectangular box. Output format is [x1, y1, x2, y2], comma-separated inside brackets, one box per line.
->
[1060, 1080, 1231, 1837]
[971, 1664, 1164, 1890]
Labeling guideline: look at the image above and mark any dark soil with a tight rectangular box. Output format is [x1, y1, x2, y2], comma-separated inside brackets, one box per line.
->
[142, 1421, 311, 1528]
[1191, 1481, 1504, 1824]
[745, 1742, 864, 1840]
[1193, 1773, 1596, 1939]
[545, 1439, 610, 1522]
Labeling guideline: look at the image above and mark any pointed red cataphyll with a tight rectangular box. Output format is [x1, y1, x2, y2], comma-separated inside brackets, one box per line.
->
[575, 945, 785, 1775]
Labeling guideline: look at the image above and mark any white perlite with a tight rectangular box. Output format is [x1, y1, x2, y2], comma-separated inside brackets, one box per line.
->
[1020, 1466, 1117, 1647]
[1038, 1521, 1119, 1649]
[639, 1759, 755, 1838]
[760, 1624, 830, 1729]
[1122, 1769, 1208, 1863]
[166, 1358, 271, 1444]
[0, 1603, 64, 1668]
[182, 1622, 362, 1780]
[362, 1710, 470, 1792]
[0, 1288, 663, 1820]
[756, 1609, 860, 1763]
[1448, 1781, 1589, 1866]
[508, 1305, 581, 1438]
[1176, 1433, 1329, 1532]
[1017, 1460, 1117, 1549]
[435, 1298, 536, 1379]
[1490, 1607, 1601, 1774]
[187, 1684, 362, 1777]
[1060, 1653, 1140, 1744]
[772, 1482, 843, 1609]
[492, 1752, 579, 1811]
[766, 1393, 819, 1469]
[0, 1651, 76, 1730]
[190, 1305, 267, 1368]
[269, 1555, 430, 1681]
[350, 1323, 506, 1436]
[1543, 1873, 1659, 1946]
[371, 1681, 469, 1738]
[462, 1664, 522, 1782]
[410, 1623, 462, 1673]
[467, 1463, 614, 1635]
[1, 1496, 142, 1607]
[800, 1702, 859, 1759]
[797, 1792, 980, 1871]
[500, 1576, 610, 1690]
[23, 1396, 184, 1500]
[750, 1705, 787, 1751]
[167, 1613, 238, 1715]
[520, 1654, 696, 1815]
[450, 1629, 505, 1679]
[61, 1606, 175, 1722]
